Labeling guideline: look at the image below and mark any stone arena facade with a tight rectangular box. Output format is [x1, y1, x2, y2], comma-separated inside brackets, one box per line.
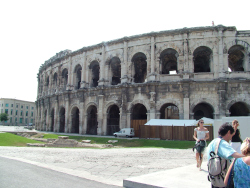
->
[36, 25, 250, 135]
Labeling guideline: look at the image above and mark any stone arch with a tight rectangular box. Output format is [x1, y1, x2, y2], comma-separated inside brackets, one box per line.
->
[59, 106, 66, 132]
[226, 40, 250, 55]
[128, 99, 150, 113]
[74, 64, 82, 89]
[131, 103, 147, 120]
[89, 60, 100, 87]
[193, 46, 213, 73]
[228, 45, 247, 71]
[160, 48, 179, 74]
[131, 52, 147, 83]
[227, 100, 250, 116]
[71, 106, 80, 133]
[107, 56, 121, 85]
[53, 72, 58, 87]
[191, 102, 214, 120]
[160, 103, 179, 119]
[62, 68, 68, 90]
[86, 105, 98, 135]
[106, 104, 120, 135]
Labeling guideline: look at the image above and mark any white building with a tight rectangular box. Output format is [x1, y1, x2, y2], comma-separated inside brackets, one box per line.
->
[0, 98, 36, 126]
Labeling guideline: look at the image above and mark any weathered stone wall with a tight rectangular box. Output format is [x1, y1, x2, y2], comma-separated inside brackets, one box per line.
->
[36, 25, 250, 135]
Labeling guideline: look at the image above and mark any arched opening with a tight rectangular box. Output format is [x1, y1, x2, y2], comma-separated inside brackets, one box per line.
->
[53, 73, 58, 87]
[74, 65, 82, 89]
[59, 107, 65, 132]
[107, 105, 120, 135]
[228, 45, 245, 71]
[160, 103, 179, 119]
[160, 48, 178, 74]
[87, 106, 98, 135]
[62, 69, 68, 90]
[132, 52, 147, 83]
[132, 104, 147, 120]
[193, 103, 214, 120]
[50, 109, 54, 132]
[110, 57, 121, 85]
[71, 107, 79, 133]
[90, 61, 100, 87]
[193, 46, 212, 73]
[46, 76, 49, 87]
[229, 102, 250, 116]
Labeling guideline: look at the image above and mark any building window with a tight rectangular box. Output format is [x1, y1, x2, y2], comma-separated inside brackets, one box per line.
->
[31, 119, 33, 123]
[15, 117, 17, 123]
[20, 111, 23, 116]
[11, 104, 13, 107]
[21, 105, 23, 109]
[20, 118, 23, 123]
[32, 107, 34, 110]
[10, 117, 12, 123]
[5, 103, 9, 107]
[16, 104, 18, 108]
[25, 118, 28, 124]
[5, 109, 8, 114]
[26, 111, 28, 116]
[31, 112, 33, 117]
[16, 110, 18, 116]
[11, 109, 13, 115]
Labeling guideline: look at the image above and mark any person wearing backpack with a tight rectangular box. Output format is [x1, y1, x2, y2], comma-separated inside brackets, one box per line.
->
[207, 123, 245, 188]
[224, 137, 250, 188]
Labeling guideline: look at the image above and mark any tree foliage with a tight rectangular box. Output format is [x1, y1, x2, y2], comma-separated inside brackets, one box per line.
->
[0, 113, 9, 122]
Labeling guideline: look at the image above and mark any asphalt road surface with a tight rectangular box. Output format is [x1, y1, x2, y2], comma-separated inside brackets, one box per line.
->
[0, 157, 121, 188]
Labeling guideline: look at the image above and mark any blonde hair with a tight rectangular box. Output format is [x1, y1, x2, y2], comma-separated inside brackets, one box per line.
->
[240, 137, 250, 155]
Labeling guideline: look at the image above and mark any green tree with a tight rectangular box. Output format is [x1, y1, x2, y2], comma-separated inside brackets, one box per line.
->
[0, 113, 9, 122]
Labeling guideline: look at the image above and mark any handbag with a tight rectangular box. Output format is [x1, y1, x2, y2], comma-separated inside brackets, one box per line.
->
[227, 158, 237, 188]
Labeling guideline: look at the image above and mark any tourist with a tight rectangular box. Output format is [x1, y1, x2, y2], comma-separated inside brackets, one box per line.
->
[230, 119, 242, 153]
[207, 123, 245, 188]
[193, 119, 209, 170]
[224, 137, 250, 187]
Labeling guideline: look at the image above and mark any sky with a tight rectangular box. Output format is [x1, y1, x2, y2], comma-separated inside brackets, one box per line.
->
[0, 0, 249, 102]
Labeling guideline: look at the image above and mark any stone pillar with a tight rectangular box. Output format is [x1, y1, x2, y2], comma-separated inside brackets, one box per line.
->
[121, 40, 128, 83]
[83, 113, 88, 134]
[79, 102, 84, 134]
[183, 36, 189, 73]
[65, 97, 69, 133]
[148, 36, 156, 81]
[218, 82, 227, 118]
[67, 59, 73, 90]
[218, 27, 225, 78]
[183, 98, 190, 119]
[149, 91, 156, 119]
[97, 95, 104, 135]
[98, 46, 105, 86]
[126, 112, 131, 128]
[80, 53, 86, 88]
[103, 113, 107, 135]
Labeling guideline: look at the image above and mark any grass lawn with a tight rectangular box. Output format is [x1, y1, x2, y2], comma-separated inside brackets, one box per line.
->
[43, 133, 195, 149]
[0, 133, 44, 146]
[0, 132, 196, 149]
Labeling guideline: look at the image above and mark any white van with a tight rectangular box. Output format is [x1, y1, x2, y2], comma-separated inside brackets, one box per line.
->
[113, 128, 135, 138]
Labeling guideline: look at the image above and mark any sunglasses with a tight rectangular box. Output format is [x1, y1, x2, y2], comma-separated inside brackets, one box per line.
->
[200, 122, 204, 124]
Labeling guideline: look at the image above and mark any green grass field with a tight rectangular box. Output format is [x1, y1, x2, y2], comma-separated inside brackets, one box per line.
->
[0, 133, 44, 146]
[0, 133, 195, 149]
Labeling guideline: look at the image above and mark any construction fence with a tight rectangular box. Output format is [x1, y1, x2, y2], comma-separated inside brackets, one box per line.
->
[131, 120, 214, 141]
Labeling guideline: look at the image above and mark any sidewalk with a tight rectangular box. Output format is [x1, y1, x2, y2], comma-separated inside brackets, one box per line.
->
[0, 126, 211, 188]
[123, 162, 211, 188]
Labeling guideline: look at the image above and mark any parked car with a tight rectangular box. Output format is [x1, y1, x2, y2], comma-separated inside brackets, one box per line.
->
[113, 128, 135, 138]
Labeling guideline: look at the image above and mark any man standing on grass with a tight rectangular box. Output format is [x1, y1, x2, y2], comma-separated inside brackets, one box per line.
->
[207, 123, 245, 188]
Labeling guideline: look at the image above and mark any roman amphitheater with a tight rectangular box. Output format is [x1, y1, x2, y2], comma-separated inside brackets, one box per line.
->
[36, 25, 250, 135]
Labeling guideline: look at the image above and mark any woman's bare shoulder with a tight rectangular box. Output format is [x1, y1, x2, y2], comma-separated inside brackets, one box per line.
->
[243, 156, 250, 166]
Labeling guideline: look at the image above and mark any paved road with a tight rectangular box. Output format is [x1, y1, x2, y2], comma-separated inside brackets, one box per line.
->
[0, 156, 121, 188]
